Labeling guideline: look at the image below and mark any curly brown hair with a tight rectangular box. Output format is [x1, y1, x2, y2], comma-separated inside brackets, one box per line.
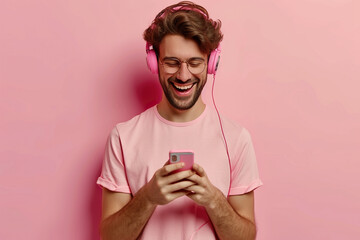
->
[143, 1, 223, 56]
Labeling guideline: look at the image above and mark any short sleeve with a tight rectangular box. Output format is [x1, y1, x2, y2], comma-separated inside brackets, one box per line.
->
[96, 126, 131, 193]
[229, 128, 263, 195]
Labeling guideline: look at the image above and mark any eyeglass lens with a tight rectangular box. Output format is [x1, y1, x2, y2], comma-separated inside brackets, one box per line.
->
[161, 58, 205, 74]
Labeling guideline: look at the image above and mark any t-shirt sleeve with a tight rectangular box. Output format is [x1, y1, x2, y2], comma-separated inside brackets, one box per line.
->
[229, 128, 263, 195]
[96, 126, 131, 193]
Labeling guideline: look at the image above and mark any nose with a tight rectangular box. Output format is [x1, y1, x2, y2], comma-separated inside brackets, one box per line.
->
[177, 62, 192, 82]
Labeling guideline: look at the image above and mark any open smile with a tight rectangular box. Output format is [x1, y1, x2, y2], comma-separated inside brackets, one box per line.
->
[170, 82, 196, 96]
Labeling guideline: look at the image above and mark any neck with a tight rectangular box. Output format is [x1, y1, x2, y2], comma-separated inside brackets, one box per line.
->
[157, 97, 206, 122]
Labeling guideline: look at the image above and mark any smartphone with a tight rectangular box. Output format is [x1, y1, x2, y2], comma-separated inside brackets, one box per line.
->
[169, 150, 194, 173]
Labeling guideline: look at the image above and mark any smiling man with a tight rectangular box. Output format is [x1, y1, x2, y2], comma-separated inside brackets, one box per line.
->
[97, 1, 262, 240]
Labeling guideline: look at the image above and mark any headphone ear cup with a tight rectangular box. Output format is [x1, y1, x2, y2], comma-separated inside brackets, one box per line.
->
[207, 48, 221, 75]
[146, 49, 158, 74]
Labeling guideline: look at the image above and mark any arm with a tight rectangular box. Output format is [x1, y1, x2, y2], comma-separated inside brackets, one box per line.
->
[100, 187, 156, 240]
[207, 191, 256, 240]
[186, 163, 257, 240]
[100, 162, 196, 240]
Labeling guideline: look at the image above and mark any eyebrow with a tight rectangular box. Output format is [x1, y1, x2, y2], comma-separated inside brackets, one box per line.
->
[162, 57, 205, 61]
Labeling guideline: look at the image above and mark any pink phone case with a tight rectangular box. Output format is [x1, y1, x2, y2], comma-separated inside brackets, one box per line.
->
[169, 150, 194, 173]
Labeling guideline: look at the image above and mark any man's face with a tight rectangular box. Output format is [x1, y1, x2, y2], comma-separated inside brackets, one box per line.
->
[158, 35, 208, 110]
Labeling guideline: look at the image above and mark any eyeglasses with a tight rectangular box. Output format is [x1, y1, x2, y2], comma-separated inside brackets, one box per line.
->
[159, 57, 206, 75]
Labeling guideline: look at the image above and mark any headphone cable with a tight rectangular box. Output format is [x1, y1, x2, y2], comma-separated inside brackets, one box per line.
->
[211, 73, 232, 197]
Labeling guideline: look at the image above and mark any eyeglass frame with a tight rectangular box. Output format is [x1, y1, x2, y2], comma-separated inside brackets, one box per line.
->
[159, 57, 207, 75]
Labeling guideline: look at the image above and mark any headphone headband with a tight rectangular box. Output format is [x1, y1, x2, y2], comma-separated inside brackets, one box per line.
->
[160, 5, 208, 19]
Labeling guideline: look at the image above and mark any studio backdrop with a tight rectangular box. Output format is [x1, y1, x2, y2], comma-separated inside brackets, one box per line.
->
[0, 0, 359, 239]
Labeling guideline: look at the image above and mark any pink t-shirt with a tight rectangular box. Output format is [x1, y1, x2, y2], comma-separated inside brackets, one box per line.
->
[97, 105, 262, 240]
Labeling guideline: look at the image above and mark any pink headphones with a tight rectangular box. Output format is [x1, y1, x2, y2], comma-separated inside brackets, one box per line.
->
[146, 43, 221, 75]
[145, 5, 221, 75]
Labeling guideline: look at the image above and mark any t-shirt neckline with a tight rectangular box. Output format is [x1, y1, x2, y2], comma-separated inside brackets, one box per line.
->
[153, 105, 208, 127]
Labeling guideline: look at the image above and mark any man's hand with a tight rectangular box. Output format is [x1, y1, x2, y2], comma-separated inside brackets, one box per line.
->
[185, 163, 223, 209]
[143, 162, 196, 205]
[185, 163, 257, 239]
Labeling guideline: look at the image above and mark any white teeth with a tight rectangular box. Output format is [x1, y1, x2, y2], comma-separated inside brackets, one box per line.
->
[173, 83, 193, 90]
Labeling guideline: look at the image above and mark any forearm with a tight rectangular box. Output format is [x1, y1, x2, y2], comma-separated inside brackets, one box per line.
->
[206, 192, 256, 240]
[100, 187, 157, 240]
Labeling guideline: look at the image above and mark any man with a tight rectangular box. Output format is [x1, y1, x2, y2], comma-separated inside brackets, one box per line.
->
[97, 1, 262, 239]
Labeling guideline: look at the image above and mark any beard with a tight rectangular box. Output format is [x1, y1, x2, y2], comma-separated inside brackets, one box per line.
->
[159, 74, 207, 110]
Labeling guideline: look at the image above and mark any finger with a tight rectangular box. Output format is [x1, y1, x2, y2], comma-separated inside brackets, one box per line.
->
[186, 192, 199, 202]
[159, 162, 184, 176]
[164, 170, 195, 184]
[165, 180, 196, 192]
[168, 190, 190, 201]
[192, 163, 206, 177]
[184, 185, 204, 194]
[186, 174, 202, 184]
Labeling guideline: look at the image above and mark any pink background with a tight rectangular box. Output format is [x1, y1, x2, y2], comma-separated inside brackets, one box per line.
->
[1, 0, 359, 239]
